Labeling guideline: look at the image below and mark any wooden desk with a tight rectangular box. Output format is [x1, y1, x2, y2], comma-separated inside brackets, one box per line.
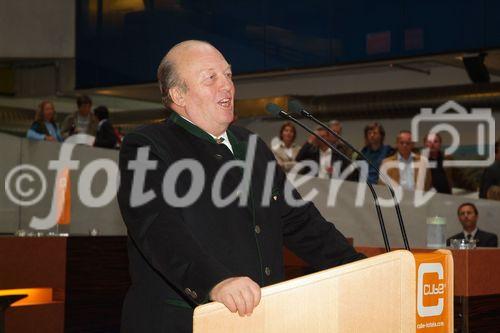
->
[0, 236, 130, 333]
[451, 249, 500, 332]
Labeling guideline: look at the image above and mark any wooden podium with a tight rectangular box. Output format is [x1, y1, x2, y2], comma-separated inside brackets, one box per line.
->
[193, 250, 416, 333]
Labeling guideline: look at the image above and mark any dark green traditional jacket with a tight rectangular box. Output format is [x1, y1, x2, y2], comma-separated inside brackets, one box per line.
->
[117, 113, 364, 332]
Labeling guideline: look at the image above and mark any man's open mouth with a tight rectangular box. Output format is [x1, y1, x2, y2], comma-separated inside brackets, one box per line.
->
[218, 98, 232, 108]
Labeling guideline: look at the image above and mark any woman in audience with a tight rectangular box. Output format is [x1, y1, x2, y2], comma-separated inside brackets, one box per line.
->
[26, 100, 63, 142]
[272, 121, 300, 172]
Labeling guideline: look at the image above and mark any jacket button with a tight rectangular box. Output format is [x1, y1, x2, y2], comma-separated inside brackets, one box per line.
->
[184, 288, 197, 299]
[264, 267, 271, 276]
[254, 225, 261, 234]
[214, 154, 223, 160]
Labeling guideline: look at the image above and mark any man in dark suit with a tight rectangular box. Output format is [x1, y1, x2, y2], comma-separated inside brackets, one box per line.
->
[295, 121, 353, 179]
[93, 105, 117, 149]
[117, 40, 365, 332]
[447, 202, 498, 247]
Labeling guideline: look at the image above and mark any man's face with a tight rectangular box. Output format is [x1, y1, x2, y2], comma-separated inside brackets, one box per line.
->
[174, 44, 235, 134]
[317, 129, 329, 150]
[366, 128, 382, 148]
[396, 132, 413, 158]
[79, 103, 91, 116]
[458, 205, 478, 231]
[424, 133, 441, 153]
[327, 124, 341, 144]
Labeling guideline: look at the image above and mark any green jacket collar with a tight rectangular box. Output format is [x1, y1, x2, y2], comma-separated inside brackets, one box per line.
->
[169, 112, 216, 143]
[169, 112, 247, 160]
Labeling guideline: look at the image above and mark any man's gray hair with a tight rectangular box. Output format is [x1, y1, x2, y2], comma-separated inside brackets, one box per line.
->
[157, 40, 214, 108]
[329, 120, 341, 127]
[157, 56, 186, 108]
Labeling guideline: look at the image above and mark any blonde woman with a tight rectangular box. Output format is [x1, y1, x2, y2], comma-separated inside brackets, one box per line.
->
[26, 100, 63, 142]
[272, 121, 300, 172]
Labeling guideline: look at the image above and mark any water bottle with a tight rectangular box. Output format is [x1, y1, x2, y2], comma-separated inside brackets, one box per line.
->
[426, 216, 446, 248]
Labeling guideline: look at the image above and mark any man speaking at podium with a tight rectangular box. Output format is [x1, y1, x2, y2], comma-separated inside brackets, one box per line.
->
[117, 40, 365, 333]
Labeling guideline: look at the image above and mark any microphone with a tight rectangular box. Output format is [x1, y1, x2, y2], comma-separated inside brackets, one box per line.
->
[288, 100, 410, 251]
[266, 103, 289, 119]
[266, 103, 391, 252]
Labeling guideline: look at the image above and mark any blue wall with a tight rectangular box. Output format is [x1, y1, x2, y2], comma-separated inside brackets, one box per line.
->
[76, 0, 500, 88]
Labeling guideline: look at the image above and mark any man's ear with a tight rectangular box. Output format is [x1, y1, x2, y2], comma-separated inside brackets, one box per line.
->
[170, 87, 186, 107]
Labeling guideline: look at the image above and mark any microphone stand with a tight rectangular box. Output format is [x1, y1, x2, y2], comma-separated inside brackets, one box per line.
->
[274, 108, 391, 252]
[294, 106, 410, 251]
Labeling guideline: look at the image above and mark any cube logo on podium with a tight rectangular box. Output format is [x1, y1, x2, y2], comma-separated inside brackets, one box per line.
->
[414, 250, 453, 332]
[418, 263, 445, 317]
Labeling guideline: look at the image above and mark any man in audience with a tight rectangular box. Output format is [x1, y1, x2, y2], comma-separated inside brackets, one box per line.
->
[296, 127, 333, 178]
[423, 133, 452, 194]
[93, 105, 118, 149]
[422, 132, 477, 193]
[296, 120, 353, 179]
[447, 202, 497, 247]
[61, 95, 98, 138]
[359, 122, 394, 184]
[479, 140, 500, 199]
[379, 130, 431, 191]
[326, 120, 353, 160]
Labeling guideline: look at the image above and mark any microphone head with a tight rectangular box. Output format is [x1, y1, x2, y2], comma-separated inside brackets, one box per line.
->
[265, 103, 283, 117]
[288, 99, 304, 115]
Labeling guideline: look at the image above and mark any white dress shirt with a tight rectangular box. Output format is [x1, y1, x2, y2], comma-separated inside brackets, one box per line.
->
[318, 148, 332, 179]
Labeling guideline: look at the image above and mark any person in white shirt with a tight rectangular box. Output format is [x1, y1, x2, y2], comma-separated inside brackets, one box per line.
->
[379, 130, 432, 191]
[296, 127, 333, 178]
[272, 122, 301, 172]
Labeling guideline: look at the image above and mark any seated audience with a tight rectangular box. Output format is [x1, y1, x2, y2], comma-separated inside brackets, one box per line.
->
[447, 202, 497, 247]
[26, 100, 63, 142]
[93, 106, 118, 149]
[272, 122, 300, 172]
[379, 130, 431, 191]
[61, 95, 98, 138]
[479, 140, 500, 199]
[359, 122, 394, 184]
